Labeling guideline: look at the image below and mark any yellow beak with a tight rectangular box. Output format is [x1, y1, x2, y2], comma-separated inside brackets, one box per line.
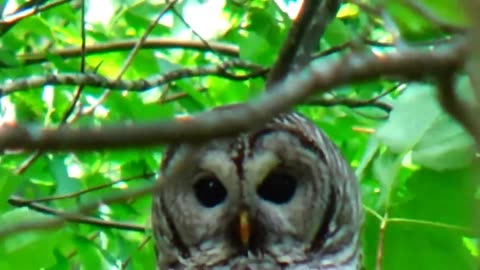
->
[239, 210, 250, 248]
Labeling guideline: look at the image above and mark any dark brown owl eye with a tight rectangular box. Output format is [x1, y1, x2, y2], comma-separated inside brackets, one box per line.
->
[193, 176, 227, 208]
[257, 171, 297, 204]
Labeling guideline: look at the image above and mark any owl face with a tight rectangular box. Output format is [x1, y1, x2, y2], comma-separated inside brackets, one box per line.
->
[152, 113, 362, 270]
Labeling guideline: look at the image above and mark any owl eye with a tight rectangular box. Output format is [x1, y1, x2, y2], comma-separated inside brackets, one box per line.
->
[193, 176, 227, 207]
[257, 171, 297, 204]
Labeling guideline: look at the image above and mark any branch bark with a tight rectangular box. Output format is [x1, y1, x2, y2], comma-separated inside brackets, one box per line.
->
[0, 60, 266, 96]
[267, 0, 341, 87]
[12, 39, 239, 67]
[0, 41, 466, 151]
[8, 196, 145, 232]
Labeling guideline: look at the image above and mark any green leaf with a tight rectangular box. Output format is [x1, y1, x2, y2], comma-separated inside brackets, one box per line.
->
[0, 168, 25, 211]
[239, 6, 284, 65]
[0, 209, 62, 270]
[382, 168, 476, 270]
[0, 2, 476, 269]
[362, 167, 477, 270]
[323, 19, 350, 47]
[386, 1, 445, 41]
[372, 149, 403, 206]
[0, 48, 20, 67]
[355, 137, 381, 178]
[418, 0, 469, 27]
[412, 113, 475, 170]
[48, 155, 82, 209]
[75, 235, 113, 269]
[13, 16, 54, 39]
[376, 84, 475, 170]
[239, 31, 276, 65]
[10, 91, 47, 122]
[383, 225, 475, 270]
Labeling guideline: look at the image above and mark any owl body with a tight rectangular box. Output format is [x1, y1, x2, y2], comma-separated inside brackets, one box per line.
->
[152, 111, 362, 269]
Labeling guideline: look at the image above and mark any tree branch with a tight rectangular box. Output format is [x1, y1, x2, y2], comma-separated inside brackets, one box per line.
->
[121, 236, 152, 269]
[12, 39, 239, 67]
[0, 41, 466, 152]
[8, 196, 146, 232]
[0, 146, 196, 238]
[267, 0, 341, 87]
[436, 73, 480, 146]
[376, 212, 388, 270]
[19, 172, 155, 203]
[0, 60, 266, 96]
[0, 0, 71, 35]
[306, 83, 402, 113]
[305, 97, 392, 112]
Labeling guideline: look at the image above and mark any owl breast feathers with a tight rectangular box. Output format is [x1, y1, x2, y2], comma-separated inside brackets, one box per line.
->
[152, 112, 362, 270]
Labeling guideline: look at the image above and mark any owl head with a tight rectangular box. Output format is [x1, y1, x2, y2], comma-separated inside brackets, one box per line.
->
[151, 111, 362, 270]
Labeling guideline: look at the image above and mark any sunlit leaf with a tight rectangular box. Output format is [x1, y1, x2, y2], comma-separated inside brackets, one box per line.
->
[376, 84, 475, 170]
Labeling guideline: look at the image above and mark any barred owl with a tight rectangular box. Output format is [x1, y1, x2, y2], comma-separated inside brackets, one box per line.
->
[151, 110, 362, 270]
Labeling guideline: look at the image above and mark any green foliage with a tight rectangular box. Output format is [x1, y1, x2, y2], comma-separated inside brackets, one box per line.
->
[377, 83, 475, 170]
[0, 1, 477, 269]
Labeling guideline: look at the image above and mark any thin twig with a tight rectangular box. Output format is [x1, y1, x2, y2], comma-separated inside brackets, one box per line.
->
[0, 183, 157, 238]
[12, 39, 239, 67]
[59, 0, 87, 124]
[387, 218, 474, 235]
[66, 232, 99, 259]
[170, 6, 223, 59]
[0, 147, 197, 239]
[20, 172, 154, 203]
[376, 212, 388, 270]
[159, 87, 208, 103]
[307, 82, 402, 114]
[8, 196, 146, 232]
[14, 153, 42, 174]
[14, 0, 89, 175]
[0, 0, 71, 35]
[363, 204, 383, 220]
[121, 236, 152, 269]
[352, 126, 376, 134]
[83, 0, 178, 115]
[305, 97, 392, 112]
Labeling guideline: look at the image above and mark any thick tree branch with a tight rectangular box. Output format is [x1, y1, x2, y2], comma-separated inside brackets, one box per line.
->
[436, 74, 480, 146]
[0, 41, 466, 152]
[10, 2, 180, 176]
[267, 0, 340, 87]
[70, 1, 179, 124]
